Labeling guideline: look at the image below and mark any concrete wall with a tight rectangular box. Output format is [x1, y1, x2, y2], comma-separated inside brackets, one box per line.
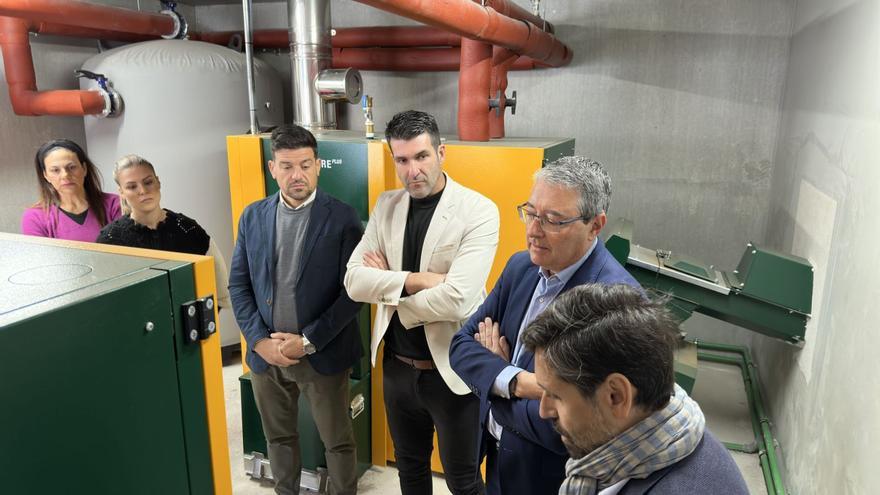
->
[753, 0, 880, 492]
[0, 37, 94, 234]
[0, 0, 193, 235]
[197, 0, 793, 270]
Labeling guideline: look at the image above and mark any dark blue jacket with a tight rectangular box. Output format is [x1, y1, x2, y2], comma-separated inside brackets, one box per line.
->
[620, 431, 749, 494]
[229, 189, 364, 375]
[449, 239, 641, 495]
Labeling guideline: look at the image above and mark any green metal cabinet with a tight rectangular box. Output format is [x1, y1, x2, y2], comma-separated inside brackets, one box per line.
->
[0, 237, 215, 494]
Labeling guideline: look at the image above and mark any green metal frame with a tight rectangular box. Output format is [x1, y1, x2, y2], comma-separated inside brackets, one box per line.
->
[695, 341, 786, 495]
[605, 222, 811, 344]
[156, 261, 215, 494]
[0, 255, 213, 494]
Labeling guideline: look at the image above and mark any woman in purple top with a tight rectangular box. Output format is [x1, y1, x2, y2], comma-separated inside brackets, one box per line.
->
[20, 139, 121, 242]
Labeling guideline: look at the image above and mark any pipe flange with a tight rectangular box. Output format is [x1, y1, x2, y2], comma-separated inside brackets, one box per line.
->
[160, 9, 188, 40]
[94, 87, 123, 118]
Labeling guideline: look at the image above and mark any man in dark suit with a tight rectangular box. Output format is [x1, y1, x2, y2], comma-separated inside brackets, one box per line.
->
[522, 284, 749, 495]
[449, 156, 641, 495]
[229, 124, 363, 495]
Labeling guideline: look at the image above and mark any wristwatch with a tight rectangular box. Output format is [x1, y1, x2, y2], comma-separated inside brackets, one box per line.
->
[508, 374, 519, 398]
[301, 335, 316, 355]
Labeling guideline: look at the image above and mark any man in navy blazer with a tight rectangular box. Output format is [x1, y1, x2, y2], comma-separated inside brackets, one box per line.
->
[229, 124, 363, 495]
[449, 156, 641, 495]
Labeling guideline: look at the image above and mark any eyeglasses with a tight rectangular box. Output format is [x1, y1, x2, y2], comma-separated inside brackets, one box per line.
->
[516, 203, 588, 233]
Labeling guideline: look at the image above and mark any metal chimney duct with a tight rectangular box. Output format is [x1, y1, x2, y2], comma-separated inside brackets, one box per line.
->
[289, 0, 362, 129]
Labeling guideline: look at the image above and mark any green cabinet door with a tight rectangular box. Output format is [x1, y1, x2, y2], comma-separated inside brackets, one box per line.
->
[0, 271, 192, 494]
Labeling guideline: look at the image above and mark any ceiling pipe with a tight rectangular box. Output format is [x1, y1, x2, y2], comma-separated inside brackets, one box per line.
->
[289, 0, 337, 129]
[333, 25, 461, 47]
[242, 0, 258, 135]
[483, 0, 554, 34]
[458, 37, 492, 141]
[352, 0, 572, 67]
[0, 16, 110, 116]
[330, 46, 545, 72]
[30, 22, 156, 43]
[489, 47, 519, 138]
[194, 26, 462, 50]
[0, 0, 183, 39]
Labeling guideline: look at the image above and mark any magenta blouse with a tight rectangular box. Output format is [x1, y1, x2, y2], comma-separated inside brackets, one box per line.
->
[21, 193, 122, 242]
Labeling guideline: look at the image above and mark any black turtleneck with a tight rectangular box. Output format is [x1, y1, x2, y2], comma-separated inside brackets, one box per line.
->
[384, 185, 445, 360]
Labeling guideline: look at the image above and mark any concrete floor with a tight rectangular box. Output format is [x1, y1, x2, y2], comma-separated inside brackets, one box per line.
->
[223, 354, 768, 494]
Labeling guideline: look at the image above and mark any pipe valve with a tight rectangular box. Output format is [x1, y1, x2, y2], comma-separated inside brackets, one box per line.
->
[160, 1, 188, 39]
[489, 89, 517, 117]
[75, 69, 122, 117]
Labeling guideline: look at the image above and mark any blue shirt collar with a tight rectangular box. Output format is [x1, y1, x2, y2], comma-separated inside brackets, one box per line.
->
[538, 237, 599, 285]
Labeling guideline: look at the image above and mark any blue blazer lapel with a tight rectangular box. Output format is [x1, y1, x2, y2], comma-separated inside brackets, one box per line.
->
[563, 238, 611, 291]
[295, 189, 330, 286]
[507, 265, 540, 363]
[262, 193, 279, 283]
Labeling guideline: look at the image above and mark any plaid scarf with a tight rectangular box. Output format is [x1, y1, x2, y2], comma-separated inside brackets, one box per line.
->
[558, 384, 705, 495]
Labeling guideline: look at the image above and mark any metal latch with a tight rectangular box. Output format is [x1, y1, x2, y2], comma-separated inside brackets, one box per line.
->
[181, 295, 216, 344]
[350, 393, 365, 419]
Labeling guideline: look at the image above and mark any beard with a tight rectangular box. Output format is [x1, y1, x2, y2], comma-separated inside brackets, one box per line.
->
[552, 412, 617, 459]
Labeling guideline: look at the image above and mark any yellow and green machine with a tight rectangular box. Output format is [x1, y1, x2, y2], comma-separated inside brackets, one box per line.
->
[0, 233, 232, 495]
[227, 130, 574, 484]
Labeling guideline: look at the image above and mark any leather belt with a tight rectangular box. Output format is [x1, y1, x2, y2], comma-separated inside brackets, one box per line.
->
[393, 353, 436, 370]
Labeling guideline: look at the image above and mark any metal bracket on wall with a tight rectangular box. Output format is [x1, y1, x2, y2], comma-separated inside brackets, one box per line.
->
[181, 295, 216, 344]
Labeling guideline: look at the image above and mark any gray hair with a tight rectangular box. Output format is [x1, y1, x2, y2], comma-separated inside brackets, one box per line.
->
[534, 156, 611, 219]
[113, 154, 156, 215]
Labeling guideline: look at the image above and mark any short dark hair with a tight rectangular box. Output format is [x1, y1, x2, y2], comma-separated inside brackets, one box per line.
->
[384, 110, 441, 149]
[271, 124, 318, 157]
[521, 284, 680, 411]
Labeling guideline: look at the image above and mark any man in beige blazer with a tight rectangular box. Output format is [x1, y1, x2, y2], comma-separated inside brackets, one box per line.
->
[345, 110, 499, 495]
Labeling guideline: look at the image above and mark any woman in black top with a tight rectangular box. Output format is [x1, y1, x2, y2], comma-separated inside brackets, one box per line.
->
[97, 154, 230, 308]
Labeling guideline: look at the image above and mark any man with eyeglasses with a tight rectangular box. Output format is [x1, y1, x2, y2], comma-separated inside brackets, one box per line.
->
[449, 155, 641, 495]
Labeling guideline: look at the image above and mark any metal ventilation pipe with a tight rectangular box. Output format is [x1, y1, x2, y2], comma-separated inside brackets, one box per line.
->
[289, 0, 361, 129]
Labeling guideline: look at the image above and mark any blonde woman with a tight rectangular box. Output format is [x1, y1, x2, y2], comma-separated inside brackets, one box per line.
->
[97, 154, 230, 309]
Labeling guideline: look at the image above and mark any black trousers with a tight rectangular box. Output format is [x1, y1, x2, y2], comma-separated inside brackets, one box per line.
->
[383, 354, 485, 495]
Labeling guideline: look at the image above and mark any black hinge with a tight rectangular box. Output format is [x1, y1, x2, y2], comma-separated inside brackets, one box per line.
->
[181, 295, 216, 344]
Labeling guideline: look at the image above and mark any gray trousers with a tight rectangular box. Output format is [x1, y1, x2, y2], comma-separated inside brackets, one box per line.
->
[251, 359, 358, 495]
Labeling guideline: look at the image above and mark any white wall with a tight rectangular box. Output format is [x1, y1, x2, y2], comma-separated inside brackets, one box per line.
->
[197, 0, 795, 269]
[755, 0, 880, 492]
[0, 0, 193, 235]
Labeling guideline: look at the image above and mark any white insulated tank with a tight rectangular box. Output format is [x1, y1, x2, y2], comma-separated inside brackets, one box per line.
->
[82, 39, 283, 346]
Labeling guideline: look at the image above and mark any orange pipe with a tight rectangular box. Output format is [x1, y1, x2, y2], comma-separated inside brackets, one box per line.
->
[192, 29, 288, 48]
[331, 46, 544, 71]
[0, 0, 175, 37]
[0, 16, 106, 116]
[489, 47, 519, 138]
[484, 0, 553, 34]
[195, 26, 463, 49]
[33, 21, 157, 43]
[458, 38, 492, 141]
[353, 0, 572, 67]
[333, 26, 461, 47]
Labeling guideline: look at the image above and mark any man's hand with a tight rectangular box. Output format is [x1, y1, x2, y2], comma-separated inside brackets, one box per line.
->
[363, 251, 390, 270]
[404, 271, 446, 295]
[474, 317, 510, 362]
[272, 332, 307, 359]
[512, 371, 542, 401]
[254, 337, 300, 367]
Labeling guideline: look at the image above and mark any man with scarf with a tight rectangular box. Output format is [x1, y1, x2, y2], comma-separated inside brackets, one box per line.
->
[521, 284, 749, 495]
